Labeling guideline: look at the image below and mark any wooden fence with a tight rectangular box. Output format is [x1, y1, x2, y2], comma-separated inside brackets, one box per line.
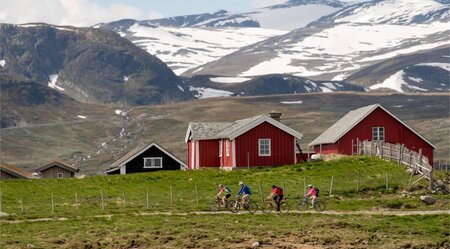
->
[353, 140, 435, 189]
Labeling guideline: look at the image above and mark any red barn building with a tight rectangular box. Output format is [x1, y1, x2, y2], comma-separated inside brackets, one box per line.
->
[309, 104, 436, 163]
[185, 113, 304, 170]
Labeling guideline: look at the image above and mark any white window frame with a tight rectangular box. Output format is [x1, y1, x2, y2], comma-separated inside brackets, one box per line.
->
[57, 173, 64, 178]
[258, 139, 271, 156]
[372, 127, 385, 141]
[226, 141, 230, 157]
[144, 157, 163, 168]
[219, 140, 223, 157]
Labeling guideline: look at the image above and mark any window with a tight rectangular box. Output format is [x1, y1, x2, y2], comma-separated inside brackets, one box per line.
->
[372, 127, 384, 141]
[57, 173, 64, 178]
[144, 157, 163, 168]
[226, 141, 230, 157]
[259, 139, 271, 156]
[219, 140, 223, 157]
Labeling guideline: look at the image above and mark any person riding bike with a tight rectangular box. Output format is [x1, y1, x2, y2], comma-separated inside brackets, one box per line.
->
[236, 181, 252, 207]
[304, 184, 318, 208]
[267, 185, 284, 212]
[216, 184, 231, 207]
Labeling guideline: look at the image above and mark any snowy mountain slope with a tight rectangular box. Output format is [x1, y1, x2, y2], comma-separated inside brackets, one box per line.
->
[186, 0, 450, 85]
[184, 74, 365, 98]
[97, 1, 352, 75]
[346, 46, 449, 92]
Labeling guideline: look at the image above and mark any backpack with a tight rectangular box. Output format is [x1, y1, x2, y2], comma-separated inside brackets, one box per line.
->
[224, 187, 231, 194]
[276, 187, 284, 195]
[314, 187, 320, 197]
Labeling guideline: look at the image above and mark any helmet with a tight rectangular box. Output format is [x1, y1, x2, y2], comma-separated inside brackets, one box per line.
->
[308, 184, 312, 187]
[219, 184, 224, 187]
[238, 181, 244, 185]
[271, 185, 276, 188]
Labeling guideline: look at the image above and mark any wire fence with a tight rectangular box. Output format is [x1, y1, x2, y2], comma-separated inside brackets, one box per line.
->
[0, 171, 414, 218]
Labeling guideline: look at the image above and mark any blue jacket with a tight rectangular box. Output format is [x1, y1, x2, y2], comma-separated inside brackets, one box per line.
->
[237, 185, 252, 196]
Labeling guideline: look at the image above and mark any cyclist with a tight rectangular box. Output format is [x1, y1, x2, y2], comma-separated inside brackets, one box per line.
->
[304, 184, 318, 208]
[216, 184, 231, 207]
[267, 185, 284, 212]
[236, 181, 252, 207]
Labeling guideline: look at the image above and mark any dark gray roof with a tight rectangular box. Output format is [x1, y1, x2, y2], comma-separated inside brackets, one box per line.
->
[35, 160, 79, 173]
[187, 115, 303, 141]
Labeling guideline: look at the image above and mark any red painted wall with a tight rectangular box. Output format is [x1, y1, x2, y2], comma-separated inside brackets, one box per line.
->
[220, 139, 234, 167]
[234, 122, 295, 167]
[199, 140, 220, 167]
[314, 107, 434, 163]
[313, 144, 339, 154]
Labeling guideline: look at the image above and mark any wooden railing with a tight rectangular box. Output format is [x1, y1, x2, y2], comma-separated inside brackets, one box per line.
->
[353, 140, 435, 189]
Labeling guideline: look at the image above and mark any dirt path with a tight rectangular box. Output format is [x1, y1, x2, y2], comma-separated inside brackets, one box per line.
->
[1, 209, 448, 224]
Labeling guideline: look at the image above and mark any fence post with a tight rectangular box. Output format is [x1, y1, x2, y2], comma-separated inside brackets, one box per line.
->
[357, 171, 360, 192]
[303, 177, 306, 195]
[356, 138, 360, 154]
[409, 152, 413, 170]
[385, 172, 389, 191]
[329, 176, 334, 196]
[258, 181, 264, 202]
[122, 188, 127, 207]
[20, 196, 24, 213]
[51, 193, 54, 214]
[75, 193, 79, 210]
[170, 186, 173, 209]
[369, 141, 373, 156]
[397, 144, 402, 165]
[388, 144, 392, 161]
[194, 184, 199, 209]
[146, 187, 150, 209]
[101, 190, 104, 210]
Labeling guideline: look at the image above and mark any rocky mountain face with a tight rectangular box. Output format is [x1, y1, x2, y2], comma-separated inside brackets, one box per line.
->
[0, 23, 193, 105]
[185, 0, 449, 93]
[184, 74, 365, 98]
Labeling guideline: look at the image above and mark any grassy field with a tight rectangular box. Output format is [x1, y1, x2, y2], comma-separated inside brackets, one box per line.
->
[1, 157, 449, 248]
[1, 92, 448, 174]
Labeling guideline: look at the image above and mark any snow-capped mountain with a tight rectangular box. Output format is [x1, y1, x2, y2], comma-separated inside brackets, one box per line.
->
[184, 74, 365, 99]
[97, 0, 352, 75]
[187, 0, 449, 92]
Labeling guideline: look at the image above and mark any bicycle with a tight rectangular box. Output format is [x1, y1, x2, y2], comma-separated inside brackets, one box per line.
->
[297, 197, 325, 212]
[261, 197, 290, 213]
[208, 196, 227, 212]
[227, 196, 258, 214]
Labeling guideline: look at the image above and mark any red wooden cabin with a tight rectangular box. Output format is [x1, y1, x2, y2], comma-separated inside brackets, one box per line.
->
[185, 113, 304, 170]
[309, 104, 436, 163]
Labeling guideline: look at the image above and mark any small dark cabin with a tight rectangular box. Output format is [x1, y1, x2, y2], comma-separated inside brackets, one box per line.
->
[0, 162, 32, 180]
[106, 142, 187, 174]
[35, 161, 79, 179]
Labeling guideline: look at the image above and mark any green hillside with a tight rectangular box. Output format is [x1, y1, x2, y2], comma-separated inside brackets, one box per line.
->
[1, 157, 446, 219]
[1, 157, 449, 249]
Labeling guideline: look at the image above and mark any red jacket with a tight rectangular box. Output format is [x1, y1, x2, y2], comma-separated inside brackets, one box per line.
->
[272, 187, 283, 196]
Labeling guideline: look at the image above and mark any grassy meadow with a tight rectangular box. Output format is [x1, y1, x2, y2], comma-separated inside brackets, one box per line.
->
[1, 157, 449, 248]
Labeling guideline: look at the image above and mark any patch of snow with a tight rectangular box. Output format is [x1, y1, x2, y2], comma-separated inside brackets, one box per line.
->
[177, 85, 185, 92]
[416, 63, 450, 72]
[115, 110, 123, 115]
[280, 100, 303, 104]
[47, 74, 65, 91]
[408, 77, 423, 83]
[320, 87, 333, 93]
[332, 74, 348, 81]
[370, 70, 406, 92]
[119, 127, 126, 138]
[393, 105, 403, 108]
[0, 59, 5, 68]
[408, 85, 428, 92]
[322, 82, 337, 90]
[123, 76, 129, 82]
[77, 115, 86, 119]
[210, 77, 251, 83]
[189, 86, 234, 99]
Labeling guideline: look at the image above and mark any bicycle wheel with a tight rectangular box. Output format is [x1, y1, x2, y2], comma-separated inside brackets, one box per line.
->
[297, 201, 308, 211]
[314, 201, 325, 212]
[261, 202, 273, 213]
[280, 202, 290, 213]
[246, 200, 258, 214]
[208, 200, 220, 212]
[227, 200, 240, 213]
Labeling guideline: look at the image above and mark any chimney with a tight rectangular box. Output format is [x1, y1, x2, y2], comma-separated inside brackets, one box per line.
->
[268, 112, 282, 122]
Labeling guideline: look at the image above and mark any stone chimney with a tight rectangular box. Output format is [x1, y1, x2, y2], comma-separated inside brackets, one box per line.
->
[268, 112, 282, 122]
